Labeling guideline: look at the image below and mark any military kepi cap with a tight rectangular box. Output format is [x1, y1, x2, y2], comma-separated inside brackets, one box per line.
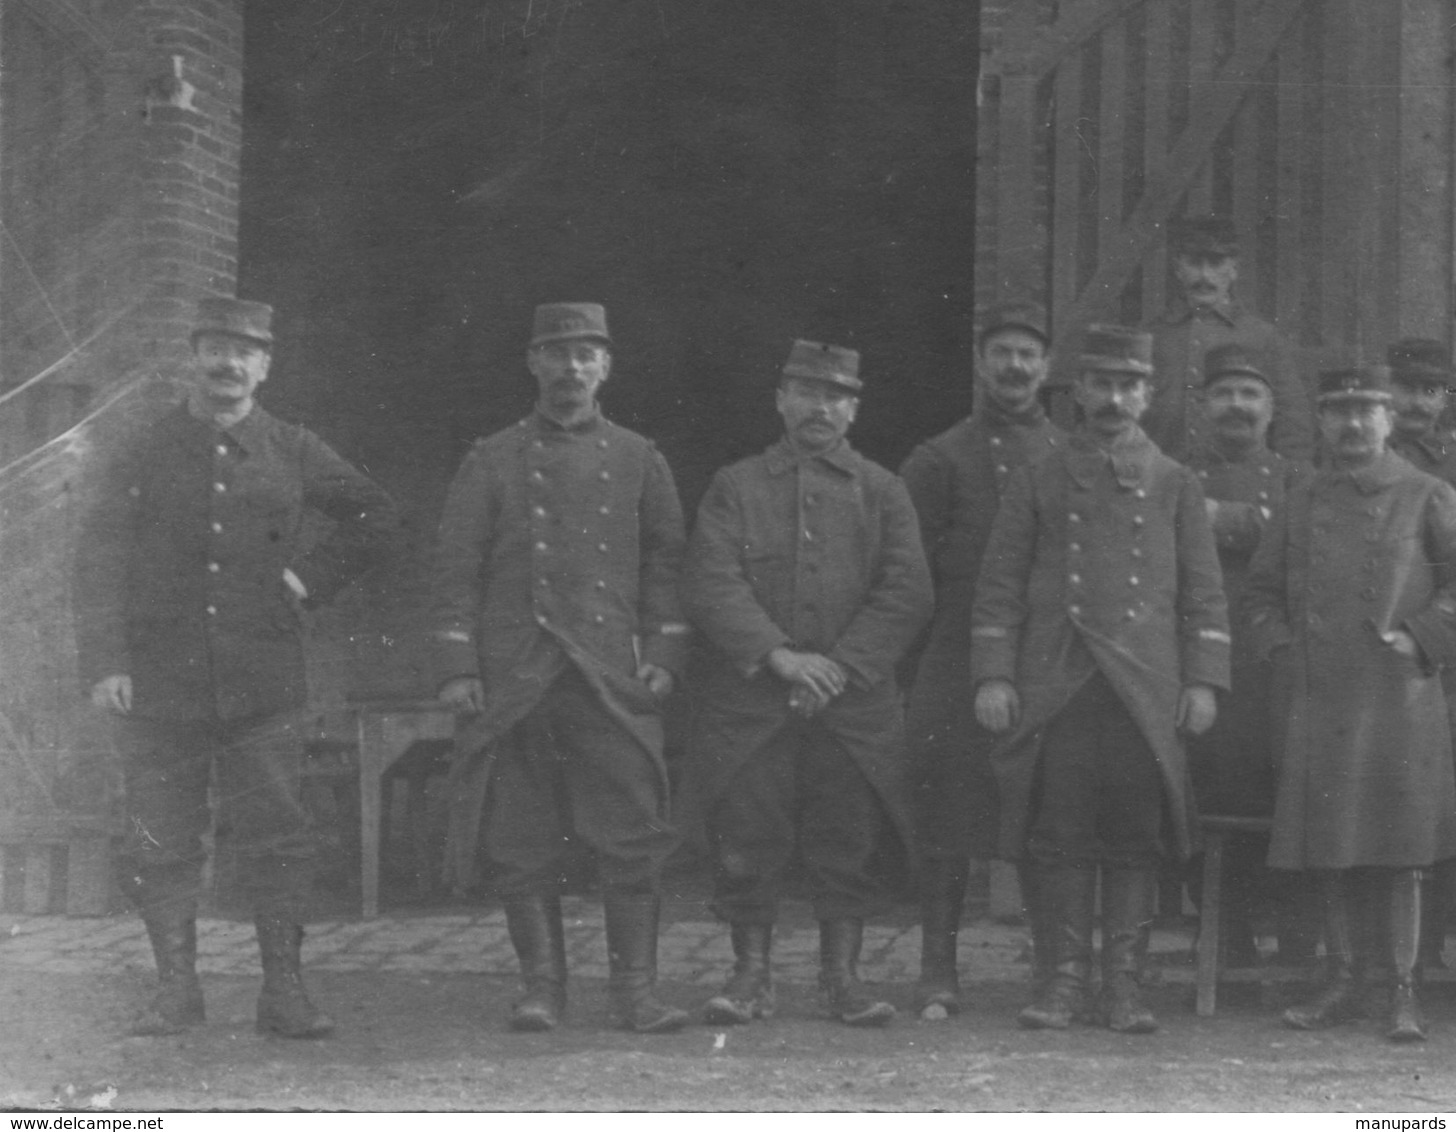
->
[1202, 342, 1269, 389]
[192, 297, 273, 347]
[782, 339, 862, 392]
[978, 299, 1049, 348]
[1387, 337, 1453, 388]
[1169, 214, 1239, 259]
[1079, 324, 1153, 376]
[531, 302, 612, 348]
[1316, 365, 1393, 404]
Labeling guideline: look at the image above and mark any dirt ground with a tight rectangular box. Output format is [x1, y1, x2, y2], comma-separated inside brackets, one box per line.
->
[5, 965, 1456, 1113]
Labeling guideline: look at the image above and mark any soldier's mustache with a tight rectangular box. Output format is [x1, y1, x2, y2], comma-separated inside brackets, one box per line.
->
[1216, 408, 1257, 424]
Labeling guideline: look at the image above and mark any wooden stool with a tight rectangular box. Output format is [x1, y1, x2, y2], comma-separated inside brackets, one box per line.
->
[1193, 813, 1311, 1015]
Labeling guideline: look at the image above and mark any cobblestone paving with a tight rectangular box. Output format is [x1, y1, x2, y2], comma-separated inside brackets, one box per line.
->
[0, 903, 1197, 985]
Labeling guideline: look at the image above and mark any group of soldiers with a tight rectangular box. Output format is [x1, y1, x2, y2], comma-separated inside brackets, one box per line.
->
[72, 213, 1456, 1050]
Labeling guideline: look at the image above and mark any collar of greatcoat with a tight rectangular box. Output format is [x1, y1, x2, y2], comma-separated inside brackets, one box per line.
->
[1066, 424, 1159, 491]
[764, 436, 860, 478]
[171, 400, 271, 453]
[1322, 448, 1409, 495]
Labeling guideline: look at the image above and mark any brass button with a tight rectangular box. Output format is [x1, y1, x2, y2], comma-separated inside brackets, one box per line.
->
[598, 542, 609, 553]
[534, 541, 548, 552]
[211, 522, 222, 534]
[208, 562, 220, 573]
[206, 605, 217, 616]
[213, 482, 226, 493]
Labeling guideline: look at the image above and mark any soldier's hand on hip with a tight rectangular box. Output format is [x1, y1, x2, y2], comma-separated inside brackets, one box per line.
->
[636, 663, 675, 699]
[438, 676, 486, 714]
[974, 679, 1019, 733]
[1177, 683, 1218, 735]
[91, 674, 132, 715]
[767, 647, 846, 701]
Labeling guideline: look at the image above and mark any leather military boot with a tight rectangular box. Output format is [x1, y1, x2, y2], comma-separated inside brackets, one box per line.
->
[1387, 869, 1427, 1042]
[915, 857, 968, 1017]
[1018, 862, 1054, 992]
[1283, 871, 1363, 1030]
[603, 892, 689, 1034]
[703, 923, 775, 1024]
[132, 907, 205, 1036]
[1018, 865, 1095, 1030]
[1100, 867, 1159, 1034]
[504, 895, 568, 1032]
[255, 917, 336, 1038]
[819, 918, 895, 1026]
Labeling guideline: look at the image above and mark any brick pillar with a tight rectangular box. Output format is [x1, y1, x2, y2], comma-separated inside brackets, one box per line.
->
[129, 0, 244, 381]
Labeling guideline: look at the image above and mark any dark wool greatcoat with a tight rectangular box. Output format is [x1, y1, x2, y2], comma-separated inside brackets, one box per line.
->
[1145, 298, 1314, 464]
[1243, 449, 1456, 869]
[969, 426, 1232, 862]
[1184, 443, 1309, 816]
[899, 402, 1065, 855]
[430, 411, 689, 887]
[74, 403, 400, 721]
[680, 438, 933, 854]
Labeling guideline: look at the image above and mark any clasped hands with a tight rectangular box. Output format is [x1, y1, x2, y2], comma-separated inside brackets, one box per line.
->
[768, 646, 846, 719]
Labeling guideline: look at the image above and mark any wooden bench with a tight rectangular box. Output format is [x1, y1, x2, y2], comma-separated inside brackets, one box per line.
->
[308, 700, 456, 919]
[0, 814, 116, 915]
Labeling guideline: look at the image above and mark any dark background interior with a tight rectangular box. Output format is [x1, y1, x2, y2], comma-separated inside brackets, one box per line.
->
[238, 0, 980, 520]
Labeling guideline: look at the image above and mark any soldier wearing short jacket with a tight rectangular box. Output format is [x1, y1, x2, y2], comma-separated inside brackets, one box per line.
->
[971, 324, 1229, 1035]
[74, 298, 400, 1041]
[682, 340, 932, 1028]
[1245, 364, 1456, 1042]
[898, 299, 1064, 1017]
[430, 302, 690, 1036]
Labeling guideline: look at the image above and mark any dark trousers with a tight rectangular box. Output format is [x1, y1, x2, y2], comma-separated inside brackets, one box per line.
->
[911, 723, 999, 862]
[483, 668, 676, 897]
[118, 711, 317, 919]
[1026, 671, 1167, 869]
[708, 719, 890, 924]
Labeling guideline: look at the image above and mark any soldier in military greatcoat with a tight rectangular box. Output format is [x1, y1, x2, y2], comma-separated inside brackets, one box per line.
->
[1246, 364, 1456, 1042]
[681, 340, 932, 1028]
[1184, 343, 1315, 969]
[898, 299, 1065, 1017]
[74, 298, 401, 1039]
[971, 324, 1230, 1035]
[1144, 215, 1313, 464]
[430, 303, 692, 1035]
[1386, 339, 1456, 970]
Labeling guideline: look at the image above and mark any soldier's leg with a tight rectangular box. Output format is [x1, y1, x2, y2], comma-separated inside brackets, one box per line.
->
[220, 711, 332, 1039]
[701, 727, 800, 1025]
[483, 709, 574, 1031]
[116, 716, 212, 1035]
[1283, 868, 1365, 1029]
[1019, 677, 1105, 1029]
[801, 726, 896, 1027]
[1097, 688, 1169, 1034]
[910, 725, 988, 1017]
[549, 671, 686, 1033]
[1387, 866, 1427, 1042]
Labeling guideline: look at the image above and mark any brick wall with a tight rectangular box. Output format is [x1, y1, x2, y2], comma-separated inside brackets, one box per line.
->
[0, 0, 244, 831]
